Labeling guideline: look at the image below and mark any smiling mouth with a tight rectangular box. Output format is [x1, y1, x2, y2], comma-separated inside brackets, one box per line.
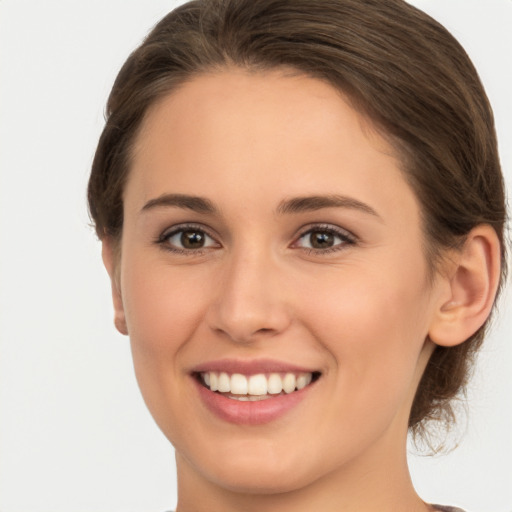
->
[196, 371, 321, 401]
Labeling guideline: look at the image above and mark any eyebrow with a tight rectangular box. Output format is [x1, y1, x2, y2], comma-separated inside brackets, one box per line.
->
[141, 192, 380, 219]
[141, 193, 218, 214]
[276, 194, 381, 219]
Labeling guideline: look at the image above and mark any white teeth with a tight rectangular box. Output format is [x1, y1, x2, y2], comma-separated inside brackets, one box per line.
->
[296, 373, 312, 390]
[229, 394, 271, 401]
[218, 372, 230, 392]
[209, 372, 218, 392]
[267, 373, 283, 394]
[248, 374, 267, 395]
[201, 370, 315, 396]
[230, 373, 248, 395]
[248, 395, 271, 401]
[283, 373, 296, 394]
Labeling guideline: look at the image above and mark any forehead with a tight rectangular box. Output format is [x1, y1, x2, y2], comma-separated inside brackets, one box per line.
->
[127, 69, 418, 225]
[134, 68, 387, 160]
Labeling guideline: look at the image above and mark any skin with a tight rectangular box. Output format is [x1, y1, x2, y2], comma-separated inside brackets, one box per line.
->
[102, 69, 500, 512]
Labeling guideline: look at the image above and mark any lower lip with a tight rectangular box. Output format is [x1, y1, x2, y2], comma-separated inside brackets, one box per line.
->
[194, 377, 314, 425]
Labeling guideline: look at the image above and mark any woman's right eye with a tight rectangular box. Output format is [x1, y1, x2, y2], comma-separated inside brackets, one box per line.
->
[158, 227, 219, 253]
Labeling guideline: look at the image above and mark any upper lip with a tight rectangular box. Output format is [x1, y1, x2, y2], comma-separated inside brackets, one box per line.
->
[191, 358, 319, 375]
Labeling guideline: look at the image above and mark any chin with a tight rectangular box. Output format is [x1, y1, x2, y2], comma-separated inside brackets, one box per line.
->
[205, 461, 317, 495]
[178, 436, 328, 496]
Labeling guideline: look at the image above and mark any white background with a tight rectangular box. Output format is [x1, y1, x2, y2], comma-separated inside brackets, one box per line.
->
[0, 1, 511, 511]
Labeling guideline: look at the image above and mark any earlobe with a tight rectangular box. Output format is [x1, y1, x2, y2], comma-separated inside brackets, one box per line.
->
[102, 237, 129, 336]
[428, 225, 501, 347]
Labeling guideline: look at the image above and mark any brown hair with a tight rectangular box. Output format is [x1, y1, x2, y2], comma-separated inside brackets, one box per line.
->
[88, 0, 507, 443]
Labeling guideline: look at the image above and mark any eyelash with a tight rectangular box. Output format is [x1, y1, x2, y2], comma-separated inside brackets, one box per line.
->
[155, 223, 357, 256]
[294, 224, 357, 254]
[155, 223, 219, 256]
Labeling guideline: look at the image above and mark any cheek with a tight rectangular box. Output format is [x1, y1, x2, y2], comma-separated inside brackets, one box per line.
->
[297, 252, 432, 407]
[119, 252, 216, 436]
[120, 251, 211, 372]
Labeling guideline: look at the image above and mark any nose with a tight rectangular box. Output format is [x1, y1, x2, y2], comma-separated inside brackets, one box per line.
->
[206, 246, 292, 344]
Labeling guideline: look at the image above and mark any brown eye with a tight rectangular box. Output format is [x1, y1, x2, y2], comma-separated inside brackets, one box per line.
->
[309, 231, 335, 249]
[295, 226, 355, 253]
[181, 230, 206, 249]
[161, 227, 218, 252]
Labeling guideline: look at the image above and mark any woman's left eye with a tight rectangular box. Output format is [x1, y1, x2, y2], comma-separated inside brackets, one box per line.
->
[294, 226, 355, 252]
[158, 227, 219, 253]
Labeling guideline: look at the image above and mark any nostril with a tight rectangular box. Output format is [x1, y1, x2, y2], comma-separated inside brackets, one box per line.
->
[256, 328, 275, 334]
[212, 325, 280, 344]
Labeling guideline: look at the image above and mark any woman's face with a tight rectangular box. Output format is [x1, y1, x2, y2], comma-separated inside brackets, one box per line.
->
[112, 69, 444, 493]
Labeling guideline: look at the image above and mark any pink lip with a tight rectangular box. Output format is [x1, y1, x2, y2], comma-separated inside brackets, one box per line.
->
[193, 378, 314, 425]
[191, 359, 320, 425]
[191, 358, 317, 375]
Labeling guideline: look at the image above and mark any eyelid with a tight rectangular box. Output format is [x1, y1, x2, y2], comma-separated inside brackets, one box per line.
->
[156, 223, 221, 253]
[158, 222, 216, 241]
[292, 223, 357, 252]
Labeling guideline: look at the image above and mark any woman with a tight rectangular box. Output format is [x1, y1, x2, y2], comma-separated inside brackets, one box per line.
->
[88, 1, 506, 510]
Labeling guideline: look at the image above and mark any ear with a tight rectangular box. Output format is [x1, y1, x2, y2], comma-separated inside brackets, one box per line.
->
[102, 237, 128, 336]
[428, 225, 501, 347]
